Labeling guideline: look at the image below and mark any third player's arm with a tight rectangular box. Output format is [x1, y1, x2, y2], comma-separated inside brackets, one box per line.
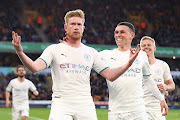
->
[143, 75, 168, 115]
[157, 78, 175, 92]
[12, 31, 46, 73]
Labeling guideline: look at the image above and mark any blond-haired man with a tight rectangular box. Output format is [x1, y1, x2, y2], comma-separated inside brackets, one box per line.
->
[12, 9, 140, 120]
[140, 36, 175, 120]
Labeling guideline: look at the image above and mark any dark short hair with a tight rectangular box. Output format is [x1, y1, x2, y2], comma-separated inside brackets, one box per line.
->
[17, 65, 25, 71]
[117, 22, 135, 33]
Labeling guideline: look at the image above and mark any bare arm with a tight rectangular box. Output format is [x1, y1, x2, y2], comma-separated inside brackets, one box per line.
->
[12, 31, 46, 73]
[157, 78, 175, 92]
[5, 91, 11, 108]
[100, 44, 140, 81]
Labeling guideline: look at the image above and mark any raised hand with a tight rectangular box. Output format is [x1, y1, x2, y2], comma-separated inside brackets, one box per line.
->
[59, 36, 68, 43]
[129, 44, 141, 65]
[12, 31, 23, 54]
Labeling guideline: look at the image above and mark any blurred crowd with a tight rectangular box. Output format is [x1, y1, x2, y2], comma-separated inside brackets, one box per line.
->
[0, 0, 180, 47]
[0, 68, 180, 103]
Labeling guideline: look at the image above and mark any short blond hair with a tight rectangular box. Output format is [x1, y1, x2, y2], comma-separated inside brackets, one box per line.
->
[140, 36, 156, 47]
[64, 9, 85, 25]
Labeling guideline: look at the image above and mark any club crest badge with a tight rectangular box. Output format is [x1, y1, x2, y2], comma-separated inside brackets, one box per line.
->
[155, 69, 161, 75]
[84, 54, 91, 61]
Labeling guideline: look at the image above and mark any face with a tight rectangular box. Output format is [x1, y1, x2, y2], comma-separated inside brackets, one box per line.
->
[114, 25, 135, 47]
[64, 17, 85, 40]
[17, 67, 26, 78]
[141, 39, 156, 56]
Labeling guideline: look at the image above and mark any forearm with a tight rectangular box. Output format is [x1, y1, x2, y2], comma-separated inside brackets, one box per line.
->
[166, 82, 175, 92]
[101, 62, 131, 82]
[17, 52, 45, 73]
[143, 75, 164, 101]
[5, 91, 10, 101]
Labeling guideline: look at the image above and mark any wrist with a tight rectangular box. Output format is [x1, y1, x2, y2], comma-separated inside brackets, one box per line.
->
[16, 51, 24, 55]
[164, 84, 169, 91]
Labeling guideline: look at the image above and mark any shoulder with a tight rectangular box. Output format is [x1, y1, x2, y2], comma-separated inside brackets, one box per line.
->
[139, 50, 147, 57]
[82, 45, 99, 55]
[44, 43, 62, 50]
[99, 49, 116, 55]
[156, 59, 170, 68]
[25, 79, 33, 83]
[10, 78, 17, 82]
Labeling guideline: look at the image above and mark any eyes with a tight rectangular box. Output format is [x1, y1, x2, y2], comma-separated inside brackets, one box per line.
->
[141, 44, 152, 47]
[70, 23, 82, 26]
[114, 30, 125, 34]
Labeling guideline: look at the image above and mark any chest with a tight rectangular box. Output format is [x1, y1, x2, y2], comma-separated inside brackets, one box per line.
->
[12, 82, 29, 92]
[150, 65, 165, 83]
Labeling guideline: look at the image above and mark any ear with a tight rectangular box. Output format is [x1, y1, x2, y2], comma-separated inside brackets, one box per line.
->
[64, 24, 67, 32]
[154, 46, 156, 51]
[131, 32, 135, 39]
[83, 25, 85, 31]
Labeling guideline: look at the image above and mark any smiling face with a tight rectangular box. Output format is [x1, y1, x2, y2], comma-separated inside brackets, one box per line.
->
[64, 16, 85, 40]
[141, 38, 156, 56]
[114, 25, 135, 48]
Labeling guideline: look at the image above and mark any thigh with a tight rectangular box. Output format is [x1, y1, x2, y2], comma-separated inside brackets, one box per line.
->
[49, 97, 73, 120]
[108, 110, 148, 120]
[75, 103, 97, 120]
[12, 107, 21, 120]
[147, 112, 164, 120]
[21, 108, 29, 118]
[49, 114, 73, 120]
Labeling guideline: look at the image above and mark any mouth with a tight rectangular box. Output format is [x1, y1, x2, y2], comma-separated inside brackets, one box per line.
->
[73, 32, 80, 34]
[144, 49, 150, 52]
[117, 38, 123, 41]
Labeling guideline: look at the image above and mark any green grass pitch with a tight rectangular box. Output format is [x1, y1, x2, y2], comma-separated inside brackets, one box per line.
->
[0, 108, 179, 120]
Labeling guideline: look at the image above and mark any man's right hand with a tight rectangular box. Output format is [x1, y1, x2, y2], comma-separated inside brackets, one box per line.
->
[5, 100, 11, 108]
[12, 31, 23, 54]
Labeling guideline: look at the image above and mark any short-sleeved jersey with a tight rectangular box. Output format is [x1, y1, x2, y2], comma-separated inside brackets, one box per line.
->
[144, 59, 172, 112]
[39, 43, 108, 97]
[6, 78, 37, 108]
[99, 49, 151, 113]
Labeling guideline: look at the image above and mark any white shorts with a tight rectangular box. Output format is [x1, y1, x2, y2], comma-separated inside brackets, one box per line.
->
[49, 96, 98, 120]
[108, 110, 148, 120]
[147, 111, 166, 120]
[12, 107, 29, 120]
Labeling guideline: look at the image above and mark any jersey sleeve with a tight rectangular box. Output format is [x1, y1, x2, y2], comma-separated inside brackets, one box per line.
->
[29, 81, 37, 92]
[93, 49, 109, 74]
[163, 61, 172, 81]
[39, 45, 54, 68]
[6, 81, 13, 92]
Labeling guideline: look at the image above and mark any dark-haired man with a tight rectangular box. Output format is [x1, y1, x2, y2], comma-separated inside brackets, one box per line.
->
[6, 65, 39, 120]
[99, 22, 168, 120]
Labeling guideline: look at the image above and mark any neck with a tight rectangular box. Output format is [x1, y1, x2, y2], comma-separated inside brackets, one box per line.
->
[118, 44, 131, 51]
[18, 77, 25, 82]
[148, 54, 156, 65]
[63, 36, 82, 48]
